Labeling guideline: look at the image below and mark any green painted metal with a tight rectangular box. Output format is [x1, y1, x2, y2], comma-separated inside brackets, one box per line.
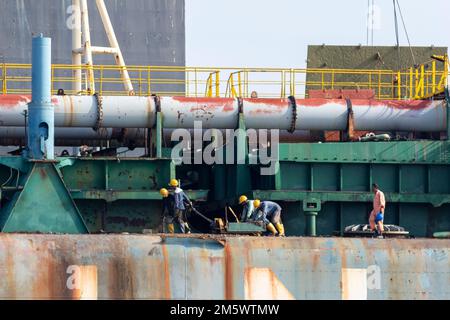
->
[0, 156, 32, 173]
[433, 231, 450, 238]
[60, 157, 174, 191]
[304, 211, 318, 236]
[70, 189, 208, 201]
[0, 156, 204, 233]
[253, 190, 450, 207]
[303, 198, 321, 211]
[278, 141, 450, 164]
[0, 137, 449, 236]
[227, 222, 265, 233]
[0, 162, 88, 233]
[248, 139, 450, 237]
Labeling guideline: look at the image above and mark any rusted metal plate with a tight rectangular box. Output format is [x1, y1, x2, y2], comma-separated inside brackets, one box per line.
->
[0, 234, 448, 300]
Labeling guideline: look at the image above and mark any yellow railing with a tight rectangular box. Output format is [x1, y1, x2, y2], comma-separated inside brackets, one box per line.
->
[0, 62, 447, 100]
[393, 55, 449, 100]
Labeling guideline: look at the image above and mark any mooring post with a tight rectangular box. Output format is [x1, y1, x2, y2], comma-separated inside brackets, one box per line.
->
[303, 199, 321, 236]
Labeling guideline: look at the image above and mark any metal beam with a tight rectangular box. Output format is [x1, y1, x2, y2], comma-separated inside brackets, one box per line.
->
[71, 0, 82, 93]
[70, 189, 209, 202]
[253, 190, 450, 207]
[95, 0, 134, 95]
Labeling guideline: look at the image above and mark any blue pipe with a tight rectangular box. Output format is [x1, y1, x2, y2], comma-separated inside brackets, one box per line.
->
[27, 34, 54, 159]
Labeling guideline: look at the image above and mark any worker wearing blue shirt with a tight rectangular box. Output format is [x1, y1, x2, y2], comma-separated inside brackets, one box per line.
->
[252, 200, 285, 236]
[167, 179, 192, 234]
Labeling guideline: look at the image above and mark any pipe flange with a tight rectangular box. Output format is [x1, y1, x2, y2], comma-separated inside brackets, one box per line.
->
[237, 97, 244, 113]
[93, 93, 104, 131]
[153, 95, 161, 113]
[345, 98, 355, 141]
[288, 96, 297, 133]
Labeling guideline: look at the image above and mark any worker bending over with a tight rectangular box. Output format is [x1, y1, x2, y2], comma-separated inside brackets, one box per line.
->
[369, 183, 386, 238]
[168, 179, 192, 234]
[252, 200, 285, 236]
[238, 195, 255, 222]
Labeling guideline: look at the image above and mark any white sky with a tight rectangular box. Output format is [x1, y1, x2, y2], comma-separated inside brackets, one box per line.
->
[185, 0, 450, 68]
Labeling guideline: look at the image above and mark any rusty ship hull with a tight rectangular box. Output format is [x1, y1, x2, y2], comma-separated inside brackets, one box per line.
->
[0, 234, 449, 300]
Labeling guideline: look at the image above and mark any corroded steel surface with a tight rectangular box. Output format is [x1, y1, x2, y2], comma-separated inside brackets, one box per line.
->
[0, 234, 448, 299]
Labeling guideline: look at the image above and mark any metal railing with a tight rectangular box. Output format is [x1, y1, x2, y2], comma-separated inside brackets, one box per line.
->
[0, 61, 447, 100]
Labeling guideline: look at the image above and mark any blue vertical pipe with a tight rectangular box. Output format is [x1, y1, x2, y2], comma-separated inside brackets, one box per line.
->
[27, 34, 54, 160]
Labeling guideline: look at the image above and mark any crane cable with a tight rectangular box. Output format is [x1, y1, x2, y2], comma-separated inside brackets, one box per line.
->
[393, 0, 401, 69]
[394, 0, 417, 66]
[371, 0, 374, 46]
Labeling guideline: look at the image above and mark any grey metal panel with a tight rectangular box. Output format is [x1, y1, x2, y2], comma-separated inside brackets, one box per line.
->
[0, 0, 185, 93]
[0, 0, 185, 66]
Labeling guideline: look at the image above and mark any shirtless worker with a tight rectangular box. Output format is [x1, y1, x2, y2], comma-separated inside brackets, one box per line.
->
[369, 183, 386, 238]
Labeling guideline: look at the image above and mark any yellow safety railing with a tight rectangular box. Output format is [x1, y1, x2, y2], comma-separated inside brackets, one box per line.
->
[205, 71, 220, 97]
[0, 62, 447, 100]
[386, 54, 449, 100]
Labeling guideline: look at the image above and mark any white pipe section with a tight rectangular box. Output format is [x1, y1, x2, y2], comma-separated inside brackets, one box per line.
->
[160, 97, 240, 129]
[80, 0, 95, 92]
[351, 99, 447, 131]
[243, 98, 293, 130]
[0, 95, 156, 128]
[73, 46, 119, 55]
[91, 46, 119, 55]
[71, 0, 82, 93]
[95, 0, 134, 95]
[296, 100, 349, 130]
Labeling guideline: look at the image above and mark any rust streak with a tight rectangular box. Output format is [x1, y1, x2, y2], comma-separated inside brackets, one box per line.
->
[351, 99, 435, 109]
[0, 94, 31, 108]
[224, 243, 234, 299]
[244, 98, 289, 108]
[161, 243, 171, 299]
[299, 98, 347, 107]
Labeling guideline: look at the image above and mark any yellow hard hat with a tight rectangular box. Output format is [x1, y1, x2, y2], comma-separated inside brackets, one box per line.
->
[253, 199, 261, 208]
[169, 179, 179, 187]
[160, 188, 169, 197]
[238, 195, 248, 204]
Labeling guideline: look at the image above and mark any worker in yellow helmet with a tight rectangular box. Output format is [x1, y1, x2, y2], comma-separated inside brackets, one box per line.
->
[238, 195, 255, 222]
[160, 188, 175, 233]
[252, 200, 285, 236]
[167, 179, 192, 234]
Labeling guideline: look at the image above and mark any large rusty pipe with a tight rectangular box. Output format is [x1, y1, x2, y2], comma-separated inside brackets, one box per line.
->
[243, 98, 447, 131]
[0, 95, 446, 132]
[0, 95, 156, 128]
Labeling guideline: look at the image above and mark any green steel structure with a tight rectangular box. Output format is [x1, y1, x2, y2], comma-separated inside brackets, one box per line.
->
[1, 112, 449, 236]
